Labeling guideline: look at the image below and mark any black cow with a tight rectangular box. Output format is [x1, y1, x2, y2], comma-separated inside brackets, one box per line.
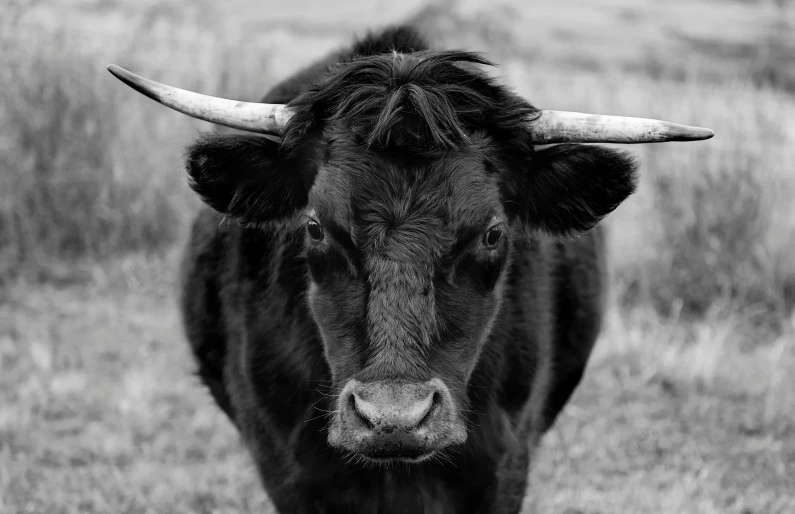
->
[109, 24, 713, 514]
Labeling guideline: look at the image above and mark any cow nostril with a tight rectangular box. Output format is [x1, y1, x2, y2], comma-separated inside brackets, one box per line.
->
[417, 391, 440, 428]
[350, 393, 375, 429]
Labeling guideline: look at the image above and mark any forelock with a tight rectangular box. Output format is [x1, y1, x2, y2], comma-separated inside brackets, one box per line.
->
[282, 50, 539, 155]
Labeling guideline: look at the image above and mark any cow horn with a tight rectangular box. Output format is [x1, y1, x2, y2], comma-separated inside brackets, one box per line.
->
[108, 65, 713, 144]
[107, 65, 293, 135]
[527, 110, 714, 144]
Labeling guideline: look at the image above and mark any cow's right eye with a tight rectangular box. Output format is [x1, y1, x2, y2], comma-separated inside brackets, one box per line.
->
[482, 226, 504, 248]
[306, 220, 324, 242]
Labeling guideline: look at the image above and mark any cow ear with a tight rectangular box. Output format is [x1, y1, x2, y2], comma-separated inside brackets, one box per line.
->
[520, 144, 638, 235]
[185, 134, 309, 224]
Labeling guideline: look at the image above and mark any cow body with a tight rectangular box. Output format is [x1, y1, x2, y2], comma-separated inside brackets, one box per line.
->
[179, 26, 633, 514]
[182, 207, 605, 513]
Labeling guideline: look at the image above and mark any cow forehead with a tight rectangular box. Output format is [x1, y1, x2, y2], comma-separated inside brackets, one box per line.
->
[308, 147, 503, 246]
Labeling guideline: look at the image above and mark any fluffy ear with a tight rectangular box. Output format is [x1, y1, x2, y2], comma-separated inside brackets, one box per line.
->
[519, 144, 638, 235]
[185, 134, 309, 224]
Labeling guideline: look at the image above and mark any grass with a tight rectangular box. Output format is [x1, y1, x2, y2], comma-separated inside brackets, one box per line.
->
[498, 64, 795, 329]
[0, 256, 271, 514]
[3, 0, 794, 324]
[2, 255, 793, 513]
[2, 0, 795, 512]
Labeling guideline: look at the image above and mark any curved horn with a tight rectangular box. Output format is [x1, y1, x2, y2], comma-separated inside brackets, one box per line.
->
[528, 110, 714, 144]
[107, 65, 293, 135]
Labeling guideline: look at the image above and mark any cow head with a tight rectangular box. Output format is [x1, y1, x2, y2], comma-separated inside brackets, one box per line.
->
[108, 51, 712, 464]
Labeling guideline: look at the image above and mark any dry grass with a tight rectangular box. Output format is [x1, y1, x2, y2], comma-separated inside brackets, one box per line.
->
[2, 256, 793, 514]
[498, 65, 795, 329]
[0, 256, 272, 514]
[3, 0, 794, 326]
[0, 1, 278, 271]
[2, 0, 795, 512]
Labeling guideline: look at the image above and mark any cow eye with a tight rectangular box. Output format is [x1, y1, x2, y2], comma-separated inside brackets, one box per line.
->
[482, 227, 503, 248]
[306, 220, 324, 241]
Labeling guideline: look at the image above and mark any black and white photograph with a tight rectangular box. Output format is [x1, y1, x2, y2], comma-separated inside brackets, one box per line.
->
[1, 0, 794, 512]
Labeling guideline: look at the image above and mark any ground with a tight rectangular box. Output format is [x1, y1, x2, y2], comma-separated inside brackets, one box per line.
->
[1, 255, 792, 514]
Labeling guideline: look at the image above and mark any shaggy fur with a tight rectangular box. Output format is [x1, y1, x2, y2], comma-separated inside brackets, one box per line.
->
[179, 25, 637, 514]
[281, 50, 538, 154]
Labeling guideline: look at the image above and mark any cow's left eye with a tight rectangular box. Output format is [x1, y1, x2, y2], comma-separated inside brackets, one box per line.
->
[482, 227, 503, 248]
[306, 220, 324, 241]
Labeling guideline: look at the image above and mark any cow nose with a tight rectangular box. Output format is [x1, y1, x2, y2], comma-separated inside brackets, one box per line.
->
[351, 388, 436, 430]
[331, 378, 467, 461]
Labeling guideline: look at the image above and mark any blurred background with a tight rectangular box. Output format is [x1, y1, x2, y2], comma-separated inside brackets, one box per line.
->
[1, 0, 794, 512]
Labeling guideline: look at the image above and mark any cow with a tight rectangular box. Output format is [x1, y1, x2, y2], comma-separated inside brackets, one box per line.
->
[109, 25, 712, 514]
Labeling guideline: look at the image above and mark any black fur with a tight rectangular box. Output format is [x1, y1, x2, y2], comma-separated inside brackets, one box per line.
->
[282, 50, 537, 154]
[518, 144, 638, 235]
[185, 134, 311, 224]
[178, 25, 637, 514]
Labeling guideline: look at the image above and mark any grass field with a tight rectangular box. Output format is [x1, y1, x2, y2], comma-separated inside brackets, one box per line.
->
[3, 256, 793, 514]
[2, 0, 794, 512]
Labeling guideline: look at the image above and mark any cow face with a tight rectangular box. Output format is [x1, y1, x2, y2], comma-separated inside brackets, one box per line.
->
[304, 133, 509, 461]
[183, 51, 636, 463]
[185, 129, 636, 463]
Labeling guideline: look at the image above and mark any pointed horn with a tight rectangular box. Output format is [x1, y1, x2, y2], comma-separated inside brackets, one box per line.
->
[528, 110, 714, 144]
[107, 65, 293, 135]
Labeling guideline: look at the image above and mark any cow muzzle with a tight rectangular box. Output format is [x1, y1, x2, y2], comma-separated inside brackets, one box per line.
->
[329, 378, 467, 462]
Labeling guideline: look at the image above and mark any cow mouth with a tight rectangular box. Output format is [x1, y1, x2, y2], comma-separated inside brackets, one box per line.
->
[349, 443, 446, 464]
[356, 450, 437, 464]
[337, 435, 466, 465]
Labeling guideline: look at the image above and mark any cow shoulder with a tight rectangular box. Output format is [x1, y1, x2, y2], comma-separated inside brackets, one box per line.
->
[543, 226, 608, 429]
[179, 207, 238, 421]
